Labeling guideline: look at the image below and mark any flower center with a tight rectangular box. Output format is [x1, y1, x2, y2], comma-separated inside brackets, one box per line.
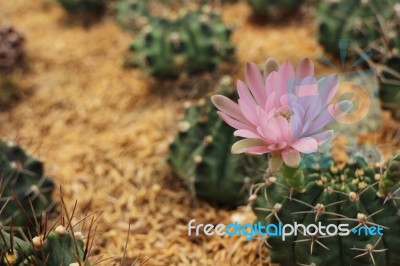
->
[277, 110, 293, 122]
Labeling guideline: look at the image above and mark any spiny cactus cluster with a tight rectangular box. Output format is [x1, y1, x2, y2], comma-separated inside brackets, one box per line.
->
[317, 0, 400, 119]
[0, 25, 24, 69]
[0, 141, 55, 234]
[247, 0, 304, 20]
[57, 0, 107, 13]
[168, 77, 267, 207]
[0, 225, 90, 266]
[251, 149, 400, 266]
[129, 7, 234, 78]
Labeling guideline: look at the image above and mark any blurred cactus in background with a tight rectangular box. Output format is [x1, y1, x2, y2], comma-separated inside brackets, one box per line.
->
[252, 149, 400, 266]
[0, 141, 55, 235]
[129, 7, 234, 78]
[247, 0, 304, 20]
[57, 0, 107, 13]
[115, 0, 150, 31]
[0, 25, 24, 70]
[168, 77, 267, 207]
[317, 0, 400, 120]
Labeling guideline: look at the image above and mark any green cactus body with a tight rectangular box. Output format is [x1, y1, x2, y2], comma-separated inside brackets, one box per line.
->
[380, 57, 400, 119]
[253, 151, 400, 266]
[0, 141, 55, 233]
[57, 0, 107, 13]
[247, 0, 304, 19]
[317, 0, 384, 56]
[317, 0, 400, 119]
[129, 9, 234, 78]
[168, 78, 267, 207]
[0, 226, 89, 266]
[115, 0, 150, 31]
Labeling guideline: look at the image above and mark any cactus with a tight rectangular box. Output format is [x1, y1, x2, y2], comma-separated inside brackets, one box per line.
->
[379, 57, 400, 119]
[0, 141, 55, 234]
[247, 0, 304, 20]
[0, 225, 90, 266]
[57, 0, 107, 13]
[129, 8, 234, 78]
[251, 149, 400, 266]
[317, 0, 400, 119]
[115, 0, 150, 31]
[168, 77, 267, 207]
[0, 25, 24, 70]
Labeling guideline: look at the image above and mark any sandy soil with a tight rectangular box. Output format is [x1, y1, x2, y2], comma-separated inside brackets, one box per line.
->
[1, 0, 399, 265]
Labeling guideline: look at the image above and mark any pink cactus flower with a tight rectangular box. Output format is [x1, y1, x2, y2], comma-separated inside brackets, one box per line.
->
[211, 57, 352, 171]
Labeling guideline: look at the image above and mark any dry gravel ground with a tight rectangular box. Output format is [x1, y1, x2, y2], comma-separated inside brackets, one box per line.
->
[1, 0, 399, 265]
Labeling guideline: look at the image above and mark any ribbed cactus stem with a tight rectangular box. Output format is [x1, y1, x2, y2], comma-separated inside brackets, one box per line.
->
[281, 164, 304, 191]
[378, 152, 400, 197]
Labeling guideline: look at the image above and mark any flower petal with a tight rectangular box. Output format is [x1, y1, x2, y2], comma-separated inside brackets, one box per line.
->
[245, 146, 271, 154]
[282, 149, 301, 168]
[269, 153, 283, 172]
[264, 57, 280, 78]
[296, 57, 314, 78]
[217, 111, 253, 131]
[211, 95, 247, 122]
[268, 142, 287, 151]
[245, 62, 267, 106]
[318, 74, 338, 104]
[237, 80, 257, 107]
[265, 70, 281, 98]
[291, 137, 318, 154]
[239, 99, 258, 125]
[268, 116, 291, 143]
[279, 60, 296, 96]
[234, 129, 260, 138]
[310, 130, 334, 145]
[231, 139, 267, 154]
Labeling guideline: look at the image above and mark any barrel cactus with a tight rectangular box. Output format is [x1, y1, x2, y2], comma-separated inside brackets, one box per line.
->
[252, 150, 400, 266]
[168, 77, 267, 207]
[0, 25, 24, 69]
[247, 0, 304, 20]
[129, 8, 234, 78]
[0, 141, 55, 234]
[317, 0, 400, 120]
[57, 0, 107, 13]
